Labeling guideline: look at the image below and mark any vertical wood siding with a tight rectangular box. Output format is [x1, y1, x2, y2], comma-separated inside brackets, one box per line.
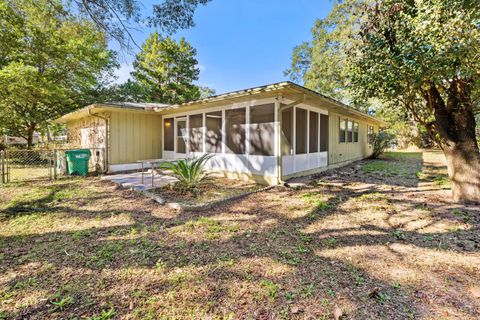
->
[109, 111, 162, 164]
[328, 112, 378, 165]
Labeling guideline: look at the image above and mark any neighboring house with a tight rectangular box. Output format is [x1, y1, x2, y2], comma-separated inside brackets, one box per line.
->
[56, 82, 385, 185]
[3, 133, 41, 145]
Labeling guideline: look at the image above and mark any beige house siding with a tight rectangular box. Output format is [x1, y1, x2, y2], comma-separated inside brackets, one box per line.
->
[328, 112, 378, 165]
[66, 114, 107, 149]
[109, 111, 163, 165]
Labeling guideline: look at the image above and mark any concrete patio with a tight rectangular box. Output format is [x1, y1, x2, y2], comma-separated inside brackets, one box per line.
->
[101, 170, 178, 191]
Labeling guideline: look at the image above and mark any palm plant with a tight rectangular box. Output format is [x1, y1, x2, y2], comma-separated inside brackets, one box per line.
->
[159, 154, 213, 196]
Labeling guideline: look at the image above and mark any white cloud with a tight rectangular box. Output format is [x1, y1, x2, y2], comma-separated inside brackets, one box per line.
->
[197, 63, 207, 72]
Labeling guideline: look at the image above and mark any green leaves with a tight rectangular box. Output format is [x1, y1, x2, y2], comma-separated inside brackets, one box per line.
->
[0, 0, 115, 146]
[132, 32, 202, 104]
[160, 154, 213, 196]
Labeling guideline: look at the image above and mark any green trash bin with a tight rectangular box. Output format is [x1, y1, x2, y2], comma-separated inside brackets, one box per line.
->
[65, 149, 91, 176]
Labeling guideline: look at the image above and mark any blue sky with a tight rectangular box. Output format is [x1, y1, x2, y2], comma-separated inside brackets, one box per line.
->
[114, 0, 332, 94]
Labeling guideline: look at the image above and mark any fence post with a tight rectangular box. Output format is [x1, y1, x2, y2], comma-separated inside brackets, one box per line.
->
[5, 150, 9, 183]
[53, 149, 57, 180]
[1, 151, 4, 184]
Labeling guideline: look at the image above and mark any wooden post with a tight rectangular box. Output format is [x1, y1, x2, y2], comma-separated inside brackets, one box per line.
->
[53, 149, 57, 180]
[1, 151, 5, 184]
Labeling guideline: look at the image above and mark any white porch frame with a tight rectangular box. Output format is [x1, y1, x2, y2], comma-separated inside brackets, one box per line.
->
[161, 96, 329, 184]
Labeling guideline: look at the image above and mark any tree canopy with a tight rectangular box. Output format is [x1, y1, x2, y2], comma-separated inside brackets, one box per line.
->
[285, 0, 366, 105]
[350, 0, 480, 202]
[131, 32, 201, 104]
[71, 0, 212, 48]
[0, 0, 115, 146]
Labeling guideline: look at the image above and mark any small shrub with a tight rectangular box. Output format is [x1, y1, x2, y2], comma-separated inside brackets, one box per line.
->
[160, 154, 213, 196]
[371, 130, 396, 159]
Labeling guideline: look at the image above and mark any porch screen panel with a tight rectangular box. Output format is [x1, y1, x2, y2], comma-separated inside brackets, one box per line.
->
[309, 112, 319, 153]
[205, 111, 222, 153]
[177, 120, 187, 154]
[320, 114, 329, 152]
[295, 108, 307, 154]
[189, 114, 203, 152]
[225, 108, 246, 154]
[164, 118, 174, 151]
[281, 107, 293, 156]
[249, 104, 274, 156]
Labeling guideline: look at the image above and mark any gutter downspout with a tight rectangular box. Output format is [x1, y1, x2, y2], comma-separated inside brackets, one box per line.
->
[277, 94, 306, 185]
[88, 108, 109, 173]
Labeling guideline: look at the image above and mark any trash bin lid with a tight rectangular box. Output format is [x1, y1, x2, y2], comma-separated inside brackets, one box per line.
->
[65, 149, 91, 159]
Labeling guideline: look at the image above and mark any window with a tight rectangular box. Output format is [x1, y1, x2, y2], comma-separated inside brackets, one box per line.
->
[205, 111, 222, 153]
[320, 114, 329, 152]
[249, 104, 275, 156]
[225, 108, 246, 154]
[339, 118, 347, 143]
[295, 108, 308, 154]
[176, 119, 187, 154]
[309, 111, 319, 153]
[354, 122, 359, 143]
[368, 125, 374, 145]
[347, 120, 353, 142]
[281, 107, 293, 155]
[189, 114, 203, 152]
[164, 118, 174, 151]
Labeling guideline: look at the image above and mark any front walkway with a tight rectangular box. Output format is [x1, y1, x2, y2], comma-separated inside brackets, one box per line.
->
[101, 170, 178, 191]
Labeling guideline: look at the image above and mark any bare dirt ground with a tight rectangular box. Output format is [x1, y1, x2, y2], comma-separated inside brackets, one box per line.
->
[0, 150, 479, 319]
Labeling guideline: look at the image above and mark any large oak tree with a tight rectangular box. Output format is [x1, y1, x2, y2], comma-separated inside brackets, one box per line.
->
[0, 0, 115, 147]
[350, 0, 480, 202]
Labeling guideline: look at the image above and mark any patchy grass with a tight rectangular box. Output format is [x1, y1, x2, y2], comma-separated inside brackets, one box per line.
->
[1, 150, 479, 319]
[153, 177, 263, 206]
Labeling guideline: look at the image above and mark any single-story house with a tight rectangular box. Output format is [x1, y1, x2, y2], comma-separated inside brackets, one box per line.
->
[56, 82, 386, 185]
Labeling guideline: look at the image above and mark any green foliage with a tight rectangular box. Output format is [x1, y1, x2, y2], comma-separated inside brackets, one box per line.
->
[90, 308, 116, 320]
[371, 130, 396, 159]
[132, 32, 202, 104]
[160, 154, 213, 196]
[93, 79, 148, 103]
[0, 0, 115, 146]
[349, 0, 479, 147]
[50, 295, 74, 311]
[73, 0, 211, 48]
[285, 0, 372, 110]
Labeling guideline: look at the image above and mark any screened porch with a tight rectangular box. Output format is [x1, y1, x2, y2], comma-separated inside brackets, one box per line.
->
[161, 101, 329, 184]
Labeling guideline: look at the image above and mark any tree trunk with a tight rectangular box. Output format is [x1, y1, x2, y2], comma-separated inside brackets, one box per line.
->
[427, 81, 480, 203]
[443, 142, 480, 203]
[26, 124, 36, 149]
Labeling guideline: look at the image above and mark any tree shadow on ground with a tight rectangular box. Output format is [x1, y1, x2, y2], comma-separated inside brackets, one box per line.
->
[1, 152, 479, 319]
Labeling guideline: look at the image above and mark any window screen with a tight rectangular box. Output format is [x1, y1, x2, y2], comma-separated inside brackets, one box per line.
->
[320, 114, 329, 152]
[281, 107, 293, 156]
[295, 108, 308, 154]
[164, 118, 174, 151]
[339, 118, 346, 143]
[309, 111, 319, 153]
[225, 108, 246, 154]
[347, 120, 353, 142]
[189, 114, 203, 152]
[177, 119, 187, 154]
[249, 104, 275, 156]
[205, 111, 222, 153]
[353, 122, 359, 143]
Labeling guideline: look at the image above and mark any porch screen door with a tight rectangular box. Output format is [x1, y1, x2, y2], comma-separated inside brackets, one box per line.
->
[176, 118, 187, 159]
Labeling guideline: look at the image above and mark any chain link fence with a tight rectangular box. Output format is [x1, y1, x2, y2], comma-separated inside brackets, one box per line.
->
[0, 148, 106, 183]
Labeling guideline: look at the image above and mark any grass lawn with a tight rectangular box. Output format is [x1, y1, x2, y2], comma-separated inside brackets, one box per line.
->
[1, 150, 479, 319]
[153, 176, 263, 206]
